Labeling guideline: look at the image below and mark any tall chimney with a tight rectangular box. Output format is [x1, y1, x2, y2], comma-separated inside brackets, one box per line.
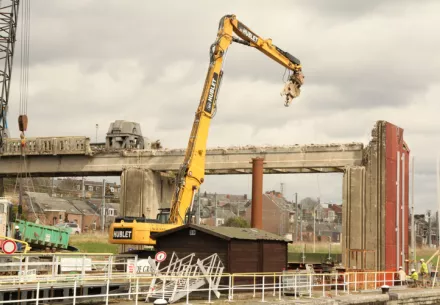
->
[251, 157, 264, 229]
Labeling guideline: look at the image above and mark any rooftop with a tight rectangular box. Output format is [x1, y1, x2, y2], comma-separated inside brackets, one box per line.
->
[153, 224, 290, 242]
[24, 192, 82, 214]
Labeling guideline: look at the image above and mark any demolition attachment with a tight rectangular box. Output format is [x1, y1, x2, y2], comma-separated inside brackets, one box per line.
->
[281, 69, 304, 107]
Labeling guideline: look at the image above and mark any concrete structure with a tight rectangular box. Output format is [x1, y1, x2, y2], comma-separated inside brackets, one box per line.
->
[0, 142, 363, 177]
[119, 168, 174, 220]
[343, 121, 409, 271]
[106, 120, 146, 150]
[0, 120, 410, 272]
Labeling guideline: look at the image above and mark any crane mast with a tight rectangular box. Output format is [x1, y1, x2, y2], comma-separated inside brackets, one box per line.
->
[0, 0, 19, 153]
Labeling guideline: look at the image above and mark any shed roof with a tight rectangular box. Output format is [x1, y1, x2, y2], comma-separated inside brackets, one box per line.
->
[153, 224, 290, 242]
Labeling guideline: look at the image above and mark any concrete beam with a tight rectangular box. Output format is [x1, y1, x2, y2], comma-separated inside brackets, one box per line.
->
[0, 143, 363, 177]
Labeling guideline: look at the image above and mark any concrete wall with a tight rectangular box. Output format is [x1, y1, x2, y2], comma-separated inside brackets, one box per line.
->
[343, 121, 409, 272]
[120, 168, 174, 219]
[342, 166, 369, 269]
[118, 168, 174, 253]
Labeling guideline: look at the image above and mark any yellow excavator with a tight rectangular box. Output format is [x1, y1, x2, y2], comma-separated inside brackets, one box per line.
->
[108, 14, 304, 249]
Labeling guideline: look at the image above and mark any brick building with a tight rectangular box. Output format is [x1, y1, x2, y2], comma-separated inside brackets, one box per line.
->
[244, 191, 295, 237]
[23, 192, 101, 232]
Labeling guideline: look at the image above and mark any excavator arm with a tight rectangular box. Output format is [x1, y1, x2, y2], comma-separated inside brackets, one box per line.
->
[168, 14, 303, 225]
[108, 14, 303, 247]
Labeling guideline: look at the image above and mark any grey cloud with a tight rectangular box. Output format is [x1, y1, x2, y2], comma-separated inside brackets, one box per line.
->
[4, 0, 439, 212]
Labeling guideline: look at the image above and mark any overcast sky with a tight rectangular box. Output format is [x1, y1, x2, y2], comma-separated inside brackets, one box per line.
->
[5, 0, 440, 213]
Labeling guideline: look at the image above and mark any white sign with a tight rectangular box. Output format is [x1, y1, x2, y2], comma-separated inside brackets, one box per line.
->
[45, 234, 51, 242]
[19, 269, 37, 281]
[155, 251, 167, 262]
[126, 259, 155, 274]
[60, 258, 92, 272]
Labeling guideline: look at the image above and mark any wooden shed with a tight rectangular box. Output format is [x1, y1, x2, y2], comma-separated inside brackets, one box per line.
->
[152, 224, 290, 274]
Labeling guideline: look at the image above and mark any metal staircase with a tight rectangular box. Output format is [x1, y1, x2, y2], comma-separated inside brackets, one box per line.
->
[146, 252, 224, 303]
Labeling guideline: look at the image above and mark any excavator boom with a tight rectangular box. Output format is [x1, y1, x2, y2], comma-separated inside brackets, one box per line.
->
[108, 14, 303, 247]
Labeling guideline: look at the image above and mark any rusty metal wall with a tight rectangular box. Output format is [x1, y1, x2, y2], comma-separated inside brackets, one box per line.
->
[384, 123, 409, 271]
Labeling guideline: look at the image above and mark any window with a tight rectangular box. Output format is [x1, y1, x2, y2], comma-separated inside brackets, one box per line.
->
[110, 187, 115, 193]
[189, 229, 196, 236]
[107, 208, 114, 216]
[76, 185, 81, 191]
[88, 186, 93, 191]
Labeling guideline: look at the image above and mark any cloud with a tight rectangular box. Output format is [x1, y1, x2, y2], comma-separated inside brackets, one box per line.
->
[2, 0, 440, 214]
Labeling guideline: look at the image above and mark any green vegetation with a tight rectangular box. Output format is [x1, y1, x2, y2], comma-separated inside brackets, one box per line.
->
[69, 233, 119, 254]
[223, 217, 250, 228]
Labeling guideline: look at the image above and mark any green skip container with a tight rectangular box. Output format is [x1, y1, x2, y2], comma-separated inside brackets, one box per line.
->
[15, 219, 71, 250]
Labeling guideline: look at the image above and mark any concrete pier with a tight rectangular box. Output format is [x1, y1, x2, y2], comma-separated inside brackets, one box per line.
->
[119, 168, 174, 219]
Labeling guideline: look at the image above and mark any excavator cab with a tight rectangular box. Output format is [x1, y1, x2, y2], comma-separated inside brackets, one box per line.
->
[156, 208, 170, 224]
[156, 208, 194, 224]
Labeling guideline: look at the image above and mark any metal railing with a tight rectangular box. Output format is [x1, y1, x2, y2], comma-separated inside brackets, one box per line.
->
[0, 266, 420, 304]
[0, 252, 137, 284]
[1, 136, 92, 156]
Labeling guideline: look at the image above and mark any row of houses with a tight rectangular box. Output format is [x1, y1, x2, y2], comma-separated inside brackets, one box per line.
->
[3, 178, 121, 201]
[18, 185, 343, 241]
[23, 192, 120, 232]
[193, 191, 343, 242]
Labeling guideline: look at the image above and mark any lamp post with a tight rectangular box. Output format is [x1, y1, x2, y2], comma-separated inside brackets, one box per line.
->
[313, 206, 316, 253]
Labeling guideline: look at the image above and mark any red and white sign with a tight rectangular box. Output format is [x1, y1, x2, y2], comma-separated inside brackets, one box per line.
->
[155, 251, 167, 262]
[2, 240, 17, 255]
